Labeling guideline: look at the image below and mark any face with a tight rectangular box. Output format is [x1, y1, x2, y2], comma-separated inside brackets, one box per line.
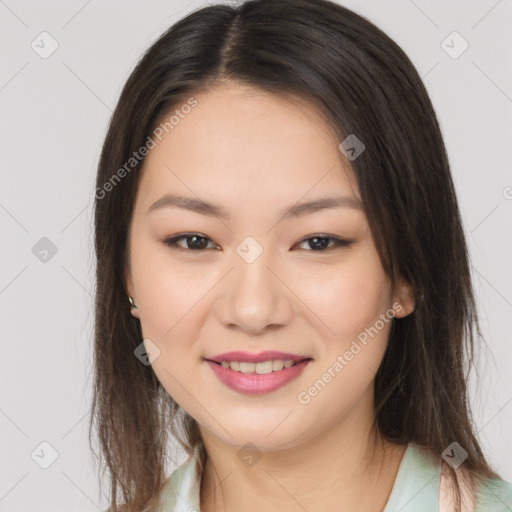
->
[124, 83, 414, 452]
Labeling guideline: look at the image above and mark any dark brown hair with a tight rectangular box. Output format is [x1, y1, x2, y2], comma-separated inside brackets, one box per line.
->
[90, 1, 500, 510]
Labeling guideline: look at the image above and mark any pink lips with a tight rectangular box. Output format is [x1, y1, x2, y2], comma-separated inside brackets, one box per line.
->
[204, 351, 312, 395]
[207, 350, 310, 364]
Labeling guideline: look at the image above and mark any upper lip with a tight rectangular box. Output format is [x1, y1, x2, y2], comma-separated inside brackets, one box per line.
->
[205, 351, 312, 364]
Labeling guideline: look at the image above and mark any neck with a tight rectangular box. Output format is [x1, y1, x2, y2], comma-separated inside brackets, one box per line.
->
[199, 401, 406, 512]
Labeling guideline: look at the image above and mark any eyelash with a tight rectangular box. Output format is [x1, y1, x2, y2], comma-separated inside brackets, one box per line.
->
[162, 233, 353, 252]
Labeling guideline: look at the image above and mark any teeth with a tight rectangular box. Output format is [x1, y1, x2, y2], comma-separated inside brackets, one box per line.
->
[255, 361, 273, 374]
[272, 360, 284, 371]
[239, 362, 256, 373]
[219, 359, 298, 373]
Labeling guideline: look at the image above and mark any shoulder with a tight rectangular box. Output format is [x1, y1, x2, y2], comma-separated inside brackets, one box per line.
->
[104, 450, 202, 512]
[474, 475, 512, 511]
[440, 462, 512, 512]
[148, 447, 203, 512]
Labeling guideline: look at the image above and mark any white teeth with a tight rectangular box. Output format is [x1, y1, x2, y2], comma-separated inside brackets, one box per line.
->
[219, 359, 298, 374]
[272, 360, 284, 371]
[255, 361, 273, 374]
[239, 362, 256, 373]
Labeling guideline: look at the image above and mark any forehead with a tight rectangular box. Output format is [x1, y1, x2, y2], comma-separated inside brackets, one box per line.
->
[136, 83, 360, 211]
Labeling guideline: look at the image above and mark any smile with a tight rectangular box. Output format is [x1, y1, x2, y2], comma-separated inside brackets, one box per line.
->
[219, 359, 298, 374]
[205, 358, 312, 395]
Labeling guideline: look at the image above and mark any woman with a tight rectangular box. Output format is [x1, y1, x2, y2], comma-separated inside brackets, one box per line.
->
[90, 0, 512, 511]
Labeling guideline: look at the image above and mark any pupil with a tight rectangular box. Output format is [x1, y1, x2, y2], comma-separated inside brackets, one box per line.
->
[189, 236, 207, 249]
[310, 237, 328, 250]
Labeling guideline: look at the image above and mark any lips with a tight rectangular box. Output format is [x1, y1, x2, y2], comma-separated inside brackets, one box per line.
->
[205, 350, 311, 364]
[206, 359, 311, 394]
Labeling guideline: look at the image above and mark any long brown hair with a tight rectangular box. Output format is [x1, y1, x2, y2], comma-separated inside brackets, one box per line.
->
[89, 1, 500, 510]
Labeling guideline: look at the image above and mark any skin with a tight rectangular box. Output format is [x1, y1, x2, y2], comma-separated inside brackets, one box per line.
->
[124, 82, 415, 512]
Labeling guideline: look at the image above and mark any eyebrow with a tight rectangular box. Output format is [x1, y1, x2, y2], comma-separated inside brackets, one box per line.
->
[145, 193, 363, 221]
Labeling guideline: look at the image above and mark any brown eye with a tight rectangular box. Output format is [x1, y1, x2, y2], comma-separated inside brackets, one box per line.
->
[163, 234, 218, 251]
[296, 235, 353, 251]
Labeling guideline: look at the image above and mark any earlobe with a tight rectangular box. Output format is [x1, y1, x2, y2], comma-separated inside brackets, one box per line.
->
[128, 295, 140, 318]
[128, 296, 139, 318]
[124, 262, 140, 318]
[393, 278, 416, 319]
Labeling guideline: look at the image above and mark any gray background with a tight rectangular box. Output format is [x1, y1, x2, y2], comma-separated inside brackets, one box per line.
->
[1, 0, 511, 510]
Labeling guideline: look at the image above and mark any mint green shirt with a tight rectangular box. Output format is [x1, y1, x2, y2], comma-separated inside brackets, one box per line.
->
[149, 442, 512, 511]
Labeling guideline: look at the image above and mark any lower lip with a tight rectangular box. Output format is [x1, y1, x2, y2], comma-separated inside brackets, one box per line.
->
[206, 359, 311, 395]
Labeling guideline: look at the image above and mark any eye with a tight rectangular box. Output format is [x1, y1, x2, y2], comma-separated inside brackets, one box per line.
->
[162, 233, 353, 252]
[295, 235, 353, 251]
[163, 233, 219, 251]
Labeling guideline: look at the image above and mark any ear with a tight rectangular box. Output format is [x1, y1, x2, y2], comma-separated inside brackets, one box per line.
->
[392, 277, 416, 319]
[124, 260, 140, 319]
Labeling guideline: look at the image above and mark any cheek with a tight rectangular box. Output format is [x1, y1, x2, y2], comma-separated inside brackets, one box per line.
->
[293, 250, 394, 412]
[295, 251, 391, 343]
[132, 250, 212, 407]
[130, 240, 215, 339]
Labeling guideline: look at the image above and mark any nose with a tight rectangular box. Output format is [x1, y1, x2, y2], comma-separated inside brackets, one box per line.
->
[214, 250, 295, 335]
